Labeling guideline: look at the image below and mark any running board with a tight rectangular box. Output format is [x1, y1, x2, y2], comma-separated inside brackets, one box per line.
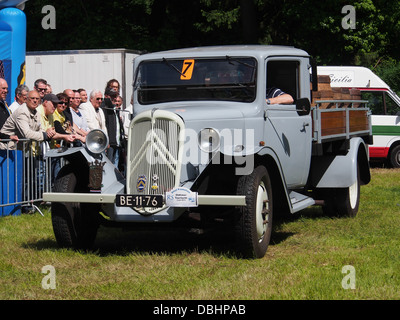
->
[289, 191, 315, 213]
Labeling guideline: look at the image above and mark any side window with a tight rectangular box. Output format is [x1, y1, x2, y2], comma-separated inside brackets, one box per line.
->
[361, 91, 400, 115]
[361, 91, 384, 115]
[266, 60, 299, 102]
[385, 93, 400, 115]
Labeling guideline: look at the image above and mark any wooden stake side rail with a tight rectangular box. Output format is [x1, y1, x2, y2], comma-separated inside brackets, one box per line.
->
[312, 100, 371, 144]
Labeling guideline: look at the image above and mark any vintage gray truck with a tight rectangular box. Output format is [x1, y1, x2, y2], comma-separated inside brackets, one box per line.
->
[43, 45, 372, 258]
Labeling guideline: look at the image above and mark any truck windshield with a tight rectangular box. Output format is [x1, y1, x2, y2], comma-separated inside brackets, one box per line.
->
[135, 57, 257, 104]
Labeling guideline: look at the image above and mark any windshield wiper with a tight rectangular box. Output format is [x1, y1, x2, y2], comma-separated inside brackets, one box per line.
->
[162, 58, 185, 77]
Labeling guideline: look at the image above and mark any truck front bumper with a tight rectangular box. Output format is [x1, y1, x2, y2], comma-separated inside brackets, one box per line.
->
[43, 193, 246, 207]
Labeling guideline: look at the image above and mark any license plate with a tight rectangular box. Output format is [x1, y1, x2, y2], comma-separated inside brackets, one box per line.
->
[116, 194, 164, 208]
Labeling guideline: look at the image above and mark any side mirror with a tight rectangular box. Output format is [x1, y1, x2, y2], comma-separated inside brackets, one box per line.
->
[296, 98, 311, 116]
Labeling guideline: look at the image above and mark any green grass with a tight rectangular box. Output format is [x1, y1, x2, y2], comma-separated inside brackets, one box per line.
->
[1, 168, 400, 300]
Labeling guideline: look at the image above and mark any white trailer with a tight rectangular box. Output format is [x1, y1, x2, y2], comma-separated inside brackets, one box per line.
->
[25, 48, 140, 107]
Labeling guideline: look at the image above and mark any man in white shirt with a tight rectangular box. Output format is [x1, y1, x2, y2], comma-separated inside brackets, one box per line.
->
[69, 90, 89, 133]
[79, 90, 107, 133]
[9, 84, 29, 113]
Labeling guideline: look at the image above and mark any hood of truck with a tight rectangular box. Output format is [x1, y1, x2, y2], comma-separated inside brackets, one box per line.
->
[132, 102, 264, 157]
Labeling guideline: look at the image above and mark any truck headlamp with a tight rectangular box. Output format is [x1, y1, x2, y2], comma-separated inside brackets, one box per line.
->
[86, 129, 109, 154]
[198, 128, 220, 153]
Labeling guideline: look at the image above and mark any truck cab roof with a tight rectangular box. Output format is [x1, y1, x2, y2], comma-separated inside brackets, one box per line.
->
[136, 45, 310, 61]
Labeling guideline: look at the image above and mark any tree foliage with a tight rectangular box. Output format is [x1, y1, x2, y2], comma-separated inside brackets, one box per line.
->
[24, 0, 400, 70]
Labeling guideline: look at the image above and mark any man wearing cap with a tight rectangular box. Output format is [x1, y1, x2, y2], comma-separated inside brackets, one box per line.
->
[37, 93, 78, 146]
[0, 91, 56, 150]
[37, 93, 58, 131]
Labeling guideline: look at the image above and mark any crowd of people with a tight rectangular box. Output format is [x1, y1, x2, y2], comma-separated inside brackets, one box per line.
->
[0, 77, 133, 177]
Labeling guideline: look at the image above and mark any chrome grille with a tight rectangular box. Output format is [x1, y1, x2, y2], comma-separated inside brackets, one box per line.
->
[127, 110, 184, 214]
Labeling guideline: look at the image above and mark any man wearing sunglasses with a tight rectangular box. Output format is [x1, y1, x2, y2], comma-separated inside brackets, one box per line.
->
[37, 93, 77, 145]
[34, 78, 48, 103]
[79, 89, 107, 132]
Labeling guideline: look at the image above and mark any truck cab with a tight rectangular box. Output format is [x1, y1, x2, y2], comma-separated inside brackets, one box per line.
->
[44, 46, 371, 258]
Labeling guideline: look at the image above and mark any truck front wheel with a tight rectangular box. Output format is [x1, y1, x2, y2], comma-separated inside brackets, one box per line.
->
[51, 164, 99, 249]
[235, 165, 273, 259]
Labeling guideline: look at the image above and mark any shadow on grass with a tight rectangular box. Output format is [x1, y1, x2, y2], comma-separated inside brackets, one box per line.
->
[23, 237, 60, 251]
[95, 225, 236, 257]
[23, 225, 242, 258]
[23, 206, 331, 258]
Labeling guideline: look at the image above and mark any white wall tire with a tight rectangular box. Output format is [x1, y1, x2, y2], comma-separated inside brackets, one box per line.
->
[235, 166, 273, 259]
[321, 163, 360, 218]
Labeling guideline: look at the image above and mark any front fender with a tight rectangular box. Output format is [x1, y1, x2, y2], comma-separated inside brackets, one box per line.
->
[310, 137, 370, 188]
[45, 146, 95, 162]
[45, 147, 125, 194]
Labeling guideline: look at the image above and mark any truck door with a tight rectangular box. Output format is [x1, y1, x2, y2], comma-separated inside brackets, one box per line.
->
[264, 59, 312, 188]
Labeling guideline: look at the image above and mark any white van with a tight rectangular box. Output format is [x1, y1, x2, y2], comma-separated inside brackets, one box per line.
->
[318, 66, 400, 167]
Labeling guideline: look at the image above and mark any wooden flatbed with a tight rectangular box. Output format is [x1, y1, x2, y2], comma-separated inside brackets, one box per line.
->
[311, 75, 372, 155]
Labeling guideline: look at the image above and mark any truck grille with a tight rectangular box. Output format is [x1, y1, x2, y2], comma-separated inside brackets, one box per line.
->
[126, 110, 185, 214]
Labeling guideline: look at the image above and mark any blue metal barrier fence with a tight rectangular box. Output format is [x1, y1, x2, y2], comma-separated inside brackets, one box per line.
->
[0, 139, 52, 217]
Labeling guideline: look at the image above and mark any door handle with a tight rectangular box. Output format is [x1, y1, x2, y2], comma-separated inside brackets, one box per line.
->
[301, 122, 310, 132]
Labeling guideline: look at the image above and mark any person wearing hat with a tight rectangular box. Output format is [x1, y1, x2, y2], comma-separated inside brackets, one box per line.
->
[0, 91, 60, 150]
[37, 93, 61, 136]
[37, 93, 80, 183]
[37, 93, 78, 146]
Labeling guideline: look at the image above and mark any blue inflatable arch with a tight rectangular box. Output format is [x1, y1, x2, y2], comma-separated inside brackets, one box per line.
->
[0, 1, 27, 105]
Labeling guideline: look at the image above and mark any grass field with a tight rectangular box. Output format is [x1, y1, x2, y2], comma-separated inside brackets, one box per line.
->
[1, 168, 399, 300]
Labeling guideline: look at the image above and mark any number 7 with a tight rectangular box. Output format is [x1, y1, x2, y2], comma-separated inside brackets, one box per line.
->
[145, 196, 151, 206]
[181, 59, 195, 80]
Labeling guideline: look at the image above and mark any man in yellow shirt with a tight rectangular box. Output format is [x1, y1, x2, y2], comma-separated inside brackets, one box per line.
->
[37, 94, 78, 184]
[37, 94, 77, 145]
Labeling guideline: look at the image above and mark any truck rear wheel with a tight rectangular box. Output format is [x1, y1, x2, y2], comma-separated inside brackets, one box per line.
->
[235, 165, 273, 258]
[322, 164, 360, 217]
[51, 165, 99, 249]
